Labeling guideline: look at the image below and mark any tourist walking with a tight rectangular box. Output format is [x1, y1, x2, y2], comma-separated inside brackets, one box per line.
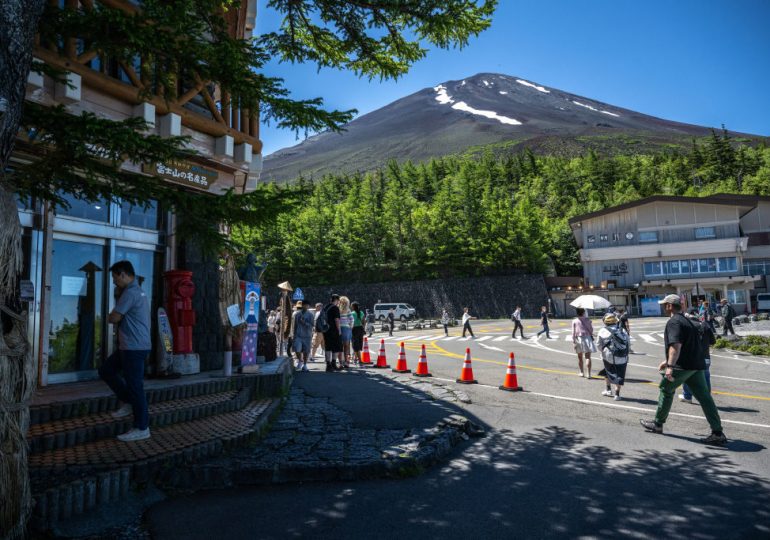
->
[339, 296, 353, 368]
[572, 307, 596, 378]
[701, 301, 717, 333]
[321, 294, 344, 372]
[99, 260, 152, 442]
[441, 309, 450, 336]
[640, 294, 727, 445]
[387, 307, 395, 337]
[292, 300, 314, 372]
[351, 301, 365, 365]
[461, 307, 475, 338]
[536, 306, 551, 339]
[511, 306, 525, 339]
[365, 309, 375, 337]
[680, 310, 716, 403]
[596, 312, 629, 400]
[720, 298, 736, 336]
[311, 303, 325, 359]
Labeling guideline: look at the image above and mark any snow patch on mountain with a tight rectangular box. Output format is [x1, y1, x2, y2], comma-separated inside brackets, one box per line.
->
[434, 85, 521, 125]
[499, 91, 508, 95]
[516, 79, 550, 93]
[572, 100, 620, 117]
[451, 101, 522, 125]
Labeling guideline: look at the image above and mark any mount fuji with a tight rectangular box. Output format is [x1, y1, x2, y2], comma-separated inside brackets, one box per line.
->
[262, 73, 764, 182]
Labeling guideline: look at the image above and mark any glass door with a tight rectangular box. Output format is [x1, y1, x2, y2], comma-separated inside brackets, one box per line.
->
[48, 239, 106, 380]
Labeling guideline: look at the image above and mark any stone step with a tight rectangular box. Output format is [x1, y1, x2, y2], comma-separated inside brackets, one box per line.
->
[27, 389, 243, 455]
[30, 398, 282, 531]
[29, 378, 238, 427]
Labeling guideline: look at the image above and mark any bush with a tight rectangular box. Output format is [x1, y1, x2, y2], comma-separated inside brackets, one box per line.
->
[714, 338, 729, 349]
[747, 345, 766, 356]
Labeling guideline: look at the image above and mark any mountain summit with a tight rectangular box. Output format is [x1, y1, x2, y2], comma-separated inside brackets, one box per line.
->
[262, 73, 755, 182]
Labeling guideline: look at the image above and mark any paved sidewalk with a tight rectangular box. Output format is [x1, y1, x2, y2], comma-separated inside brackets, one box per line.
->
[159, 368, 483, 490]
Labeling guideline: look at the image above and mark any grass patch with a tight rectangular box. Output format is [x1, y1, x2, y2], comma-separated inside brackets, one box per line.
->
[714, 335, 770, 356]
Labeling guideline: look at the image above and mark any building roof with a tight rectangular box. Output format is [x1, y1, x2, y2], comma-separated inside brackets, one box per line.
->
[568, 193, 770, 227]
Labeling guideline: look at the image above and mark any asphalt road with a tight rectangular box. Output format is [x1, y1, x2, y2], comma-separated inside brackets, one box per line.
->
[146, 317, 770, 539]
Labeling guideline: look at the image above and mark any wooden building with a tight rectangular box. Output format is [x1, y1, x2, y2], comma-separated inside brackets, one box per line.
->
[15, 0, 261, 385]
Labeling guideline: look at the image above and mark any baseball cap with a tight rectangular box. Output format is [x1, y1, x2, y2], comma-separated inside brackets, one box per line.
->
[658, 294, 681, 305]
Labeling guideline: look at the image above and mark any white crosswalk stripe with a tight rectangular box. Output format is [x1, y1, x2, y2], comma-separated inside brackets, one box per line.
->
[640, 334, 658, 343]
[405, 335, 433, 341]
[476, 336, 493, 342]
[493, 336, 508, 342]
[427, 335, 445, 341]
[443, 336, 460, 341]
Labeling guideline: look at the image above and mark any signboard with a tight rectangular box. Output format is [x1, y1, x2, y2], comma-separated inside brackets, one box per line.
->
[143, 161, 218, 191]
[61, 276, 86, 296]
[641, 298, 662, 317]
[241, 281, 261, 366]
[227, 304, 245, 327]
[602, 263, 628, 276]
[292, 287, 304, 301]
[157, 308, 174, 372]
[20, 280, 35, 302]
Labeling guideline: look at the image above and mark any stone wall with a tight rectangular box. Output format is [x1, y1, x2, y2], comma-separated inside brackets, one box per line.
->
[266, 274, 549, 320]
[179, 241, 224, 372]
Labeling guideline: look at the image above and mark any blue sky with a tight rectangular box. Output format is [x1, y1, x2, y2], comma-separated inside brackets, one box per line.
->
[256, 0, 770, 156]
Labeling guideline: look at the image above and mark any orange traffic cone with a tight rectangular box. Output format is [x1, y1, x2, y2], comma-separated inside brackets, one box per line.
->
[499, 352, 523, 392]
[373, 339, 390, 369]
[456, 348, 478, 384]
[361, 337, 372, 365]
[392, 342, 411, 373]
[413, 344, 432, 377]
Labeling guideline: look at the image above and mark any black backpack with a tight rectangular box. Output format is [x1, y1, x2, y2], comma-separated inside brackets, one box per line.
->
[682, 315, 709, 364]
[315, 305, 330, 333]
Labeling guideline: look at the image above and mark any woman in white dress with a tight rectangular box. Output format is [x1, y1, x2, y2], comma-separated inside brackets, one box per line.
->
[572, 307, 597, 378]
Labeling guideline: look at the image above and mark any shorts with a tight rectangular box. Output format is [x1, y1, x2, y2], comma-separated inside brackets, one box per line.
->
[293, 337, 312, 354]
[573, 336, 597, 354]
[324, 331, 343, 353]
[341, 326, 352, 343]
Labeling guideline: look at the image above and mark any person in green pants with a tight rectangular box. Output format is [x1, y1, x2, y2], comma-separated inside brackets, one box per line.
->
[640, 294, 728, 445]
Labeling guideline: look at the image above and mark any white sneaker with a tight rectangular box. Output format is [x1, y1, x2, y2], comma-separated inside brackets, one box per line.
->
[614, 395, 622, 401]
[602, 390, 613, 397]
[111, 403, 133, 419]
[578, 371, 585, 378]
[678, 394, 692, 403]
[117, 428, 150, 442]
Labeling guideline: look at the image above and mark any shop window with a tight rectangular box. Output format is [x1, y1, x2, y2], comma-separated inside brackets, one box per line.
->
[679, 259, 690, 274]
[55, 192, 110, 222]
[639, 231, 658, 243]
[695, 226, 716, 239]
[728, 290, 747, 304]
[744, 259, 770, 275]
[121, 199, 160, 230]
[667, 260, 681, 274]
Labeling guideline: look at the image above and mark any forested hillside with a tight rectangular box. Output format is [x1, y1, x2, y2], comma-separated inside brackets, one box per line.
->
[236, 132, 770, 285]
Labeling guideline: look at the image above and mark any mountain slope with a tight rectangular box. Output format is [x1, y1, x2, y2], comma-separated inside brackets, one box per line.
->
[262, 73, 764, 182]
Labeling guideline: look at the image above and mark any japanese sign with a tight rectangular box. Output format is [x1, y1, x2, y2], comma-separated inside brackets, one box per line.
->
[144, 161, 218, 191]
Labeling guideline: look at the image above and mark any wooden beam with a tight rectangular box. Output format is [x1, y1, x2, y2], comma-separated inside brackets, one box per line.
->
[176, 81, 204, 106]
[118, 60, 143, 88]
[77, 49, 99, 64]
[200, 85, 225, 125]
[34, 47, 262, 151]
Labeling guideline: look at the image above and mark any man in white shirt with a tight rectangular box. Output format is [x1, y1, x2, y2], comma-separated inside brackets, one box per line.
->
[462, 307, 476, 338]
[511, 306, 525, 339]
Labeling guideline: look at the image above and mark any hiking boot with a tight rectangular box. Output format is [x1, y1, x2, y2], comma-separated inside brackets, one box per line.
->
[640, 419, 663, 434]
[111, 403, 133, 419]
[702, 432, 728, 446]
[117, 428, 151, 442]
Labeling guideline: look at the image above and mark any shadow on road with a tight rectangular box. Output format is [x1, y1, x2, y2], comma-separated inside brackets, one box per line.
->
[146, 371, 770, 540]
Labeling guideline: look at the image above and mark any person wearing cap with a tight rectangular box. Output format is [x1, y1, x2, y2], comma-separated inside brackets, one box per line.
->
[640, 294, 727, 445]
[596, 312, 629, 400]
[292, 300, 314, 372]
[311, 303, 325, 359]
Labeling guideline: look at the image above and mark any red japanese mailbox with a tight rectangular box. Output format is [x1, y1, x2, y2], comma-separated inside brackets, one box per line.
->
[163, 270, 196, 354]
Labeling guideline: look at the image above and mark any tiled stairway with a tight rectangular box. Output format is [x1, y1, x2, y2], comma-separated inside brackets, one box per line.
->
[27, 360, 291, 532]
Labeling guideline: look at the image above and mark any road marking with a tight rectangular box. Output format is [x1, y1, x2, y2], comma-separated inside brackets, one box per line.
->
[709, 352, 770, 366]
[442, 336, 460, 341]
[640, 334, 658, 344]
[479, 343, 504, 352]
[408, 335, 434, 341]
[493, 336, 508, 342]
[427, 335, 445, 341]
[476, 336, 493, 342]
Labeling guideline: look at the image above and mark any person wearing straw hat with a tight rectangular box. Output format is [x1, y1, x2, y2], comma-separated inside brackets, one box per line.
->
[596, 312, 629, 400]
[640, 294, 727, 445]
[572, 307, 596, 379]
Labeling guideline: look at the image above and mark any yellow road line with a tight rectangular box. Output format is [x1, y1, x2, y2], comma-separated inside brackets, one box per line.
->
[424, 342, 770, 403]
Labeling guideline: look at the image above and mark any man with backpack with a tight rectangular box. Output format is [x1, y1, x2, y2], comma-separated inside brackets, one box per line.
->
[317, 294, 343, 372]
[720, 298, 736, 336]
[640, 294, 727, 445]
[680, 309, 716, 404]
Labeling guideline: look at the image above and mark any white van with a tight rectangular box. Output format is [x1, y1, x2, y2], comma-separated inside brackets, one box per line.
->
[373, 303, 417, 321]
[757, 293, 770, 313]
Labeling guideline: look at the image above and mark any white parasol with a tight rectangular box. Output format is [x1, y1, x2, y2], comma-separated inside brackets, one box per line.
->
[569, 294, 612, 310]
